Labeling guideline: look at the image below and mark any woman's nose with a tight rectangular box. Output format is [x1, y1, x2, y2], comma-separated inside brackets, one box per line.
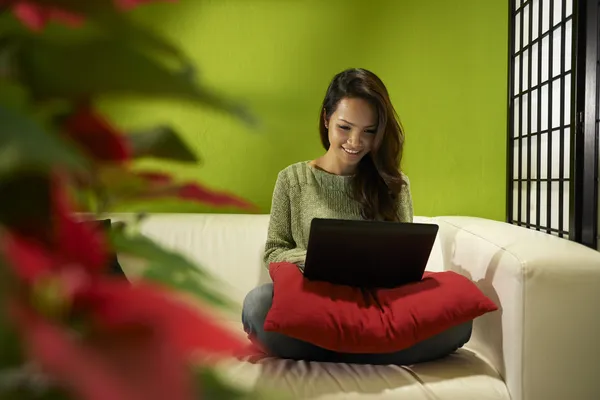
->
[347, 131, 362, 147]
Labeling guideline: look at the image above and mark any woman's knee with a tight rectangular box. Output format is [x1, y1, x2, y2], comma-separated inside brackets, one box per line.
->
[454, 319, 473, 347]
[418, 320, 473, 360]
[241, 283, 274, 330]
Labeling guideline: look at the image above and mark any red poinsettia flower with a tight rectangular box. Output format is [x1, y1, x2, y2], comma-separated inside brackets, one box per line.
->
[10, 279, 245, 400]
[2, 175, 108, 285]
[1, 175, 245, 400]
[61, 105, 131, 163]
[3, 0, 177, 31]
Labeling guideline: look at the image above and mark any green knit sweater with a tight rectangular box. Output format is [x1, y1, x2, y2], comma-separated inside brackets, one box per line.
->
[263, 161, 414, 267]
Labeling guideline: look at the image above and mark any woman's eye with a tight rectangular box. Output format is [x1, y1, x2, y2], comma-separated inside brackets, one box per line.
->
[338, 125, 351, 131]
[366, 129, 376, 134]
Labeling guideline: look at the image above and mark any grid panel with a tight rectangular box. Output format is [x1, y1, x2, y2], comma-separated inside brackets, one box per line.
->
[508, 0, 574, 238]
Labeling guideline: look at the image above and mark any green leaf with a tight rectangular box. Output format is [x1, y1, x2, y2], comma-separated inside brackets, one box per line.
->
[0, 260, 23, 371]
[109, 228, 235, 309]
[89, 166, 257, 214]
[0, 172, 52, 235]
[27, 0, 190, 63]
[142, 266, 231, 309]
[127, 126, 198, 163]
[0, 105, 88, 178]
[17, 36, 251, 121]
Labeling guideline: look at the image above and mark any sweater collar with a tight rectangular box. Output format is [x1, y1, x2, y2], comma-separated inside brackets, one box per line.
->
[304, 161, 353, 191]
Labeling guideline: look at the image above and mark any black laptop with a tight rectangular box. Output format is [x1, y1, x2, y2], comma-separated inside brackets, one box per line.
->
[302, 218, 438, 289]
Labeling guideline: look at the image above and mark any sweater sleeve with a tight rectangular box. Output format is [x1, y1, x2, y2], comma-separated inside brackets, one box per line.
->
[263, 172, 307, 268]
[397, 174, 414, 222]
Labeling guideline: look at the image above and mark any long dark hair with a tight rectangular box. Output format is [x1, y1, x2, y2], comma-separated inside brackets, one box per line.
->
[319, 68, 406, 221]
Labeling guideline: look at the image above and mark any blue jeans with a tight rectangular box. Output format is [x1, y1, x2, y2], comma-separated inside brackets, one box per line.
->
[242, 283, 473, 365]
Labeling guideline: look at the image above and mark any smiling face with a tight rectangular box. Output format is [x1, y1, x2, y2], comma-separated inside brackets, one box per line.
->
[324, 97, 378, 172]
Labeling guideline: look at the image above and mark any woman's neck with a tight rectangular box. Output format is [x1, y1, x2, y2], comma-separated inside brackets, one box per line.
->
[312, 152, 356, 176]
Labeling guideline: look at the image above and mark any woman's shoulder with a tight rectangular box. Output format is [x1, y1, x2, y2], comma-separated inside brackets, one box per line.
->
[400, 171, 411, 186]
[275, 161, 312, 183]
[278, 161, 310, 174]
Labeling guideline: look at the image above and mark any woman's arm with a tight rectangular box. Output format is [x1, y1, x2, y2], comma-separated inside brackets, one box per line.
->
[263, 172, 307, 268]
[397, 173, 414, 222]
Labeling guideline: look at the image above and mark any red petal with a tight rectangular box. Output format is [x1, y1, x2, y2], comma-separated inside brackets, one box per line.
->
[12, 303, 193, 400]
[136, 172, 258, 211]
[12, 2, 49, 31]
[12, 2, 83, 31]
[177, 183, 258, 211]
[52, 176, 109, 273]
[11, 304, 133, 400]
[49, 8, 84, 27]
[137, 171, 172, 184]
[62, 106, 130, 162]
[2, 233, 54, 283]
[80, 279, 246, 358]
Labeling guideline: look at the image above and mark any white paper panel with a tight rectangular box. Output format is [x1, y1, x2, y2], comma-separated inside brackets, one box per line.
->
[515, 10, 522, 50]
[552, 79, 562, 128]
[513, 140, 520, 179]
[531, 42, 539, 86]
[540, 83, 549, 131]
[538, 181, 548, 227]
[514, 55, 521, 94]
[514, 97, 521, 137]
[566, 0, 573, 17]
[563, 181, 570, 231]
[523, 5, 531, 44]
[557, 127, 571, 180]
[519, 139, 526, 179]
[532, 0, 540, 40]
[529, 181, 539, 226]
[565, 20, 572, 72]
[536, 129, 571, 179]
[565, 73, 572, 123]
[542, 0, 551, 34]
[552, 25, 562, 78]
[541, 35, 550, 82]
[548, 181, 569, 230]
[522, 91, 530, 134]
[529, 135, 538, 178]
[553, 0, 563, 25]
[530, 88, 539, 133]
[513, 184, 519, 222]
[521, 182, 528, 223]
[522, 49, 530, 91]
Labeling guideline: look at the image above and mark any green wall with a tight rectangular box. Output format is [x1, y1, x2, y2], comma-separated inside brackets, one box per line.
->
[100, 0, 508, 220]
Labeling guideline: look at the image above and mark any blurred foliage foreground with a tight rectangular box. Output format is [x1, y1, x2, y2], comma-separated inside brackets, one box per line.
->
[0, 1, 275, 399]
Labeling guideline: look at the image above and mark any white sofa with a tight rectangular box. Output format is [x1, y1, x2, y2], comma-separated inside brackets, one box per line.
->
[111, 213, 600, 400]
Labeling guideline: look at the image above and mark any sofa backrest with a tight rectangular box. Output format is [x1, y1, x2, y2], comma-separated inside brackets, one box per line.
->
[113, 213, 444, 307]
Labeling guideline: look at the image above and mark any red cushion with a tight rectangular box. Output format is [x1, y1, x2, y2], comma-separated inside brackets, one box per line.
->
[264, 262, 498, 354]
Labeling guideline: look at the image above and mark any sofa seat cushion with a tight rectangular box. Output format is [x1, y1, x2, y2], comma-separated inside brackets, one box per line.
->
[216, 348, 509, 400]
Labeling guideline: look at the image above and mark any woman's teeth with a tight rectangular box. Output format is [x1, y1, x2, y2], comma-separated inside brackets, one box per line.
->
[343, 147, 360, 154]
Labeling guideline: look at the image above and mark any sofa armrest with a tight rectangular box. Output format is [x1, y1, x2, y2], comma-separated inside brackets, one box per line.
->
[434, 216, 600, 400]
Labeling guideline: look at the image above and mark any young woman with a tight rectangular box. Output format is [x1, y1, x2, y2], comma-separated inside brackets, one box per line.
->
[242, 68, 472, 364]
